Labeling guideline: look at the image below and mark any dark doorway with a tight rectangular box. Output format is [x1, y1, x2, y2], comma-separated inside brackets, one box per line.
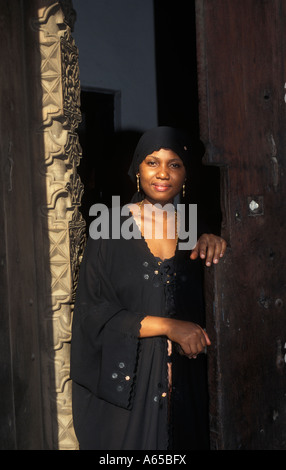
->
[75, 1, 223, 452]
[77, 89, 116, 225]
[77, 89, 141, 228]
[77, 3, 221, 235]
[153, 0, 222, 235]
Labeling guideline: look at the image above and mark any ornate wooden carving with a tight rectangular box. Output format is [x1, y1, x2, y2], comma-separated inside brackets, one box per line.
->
[32, 0, 85, 449]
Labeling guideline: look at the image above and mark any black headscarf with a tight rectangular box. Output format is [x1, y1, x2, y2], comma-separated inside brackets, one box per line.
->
[128, 126, 191, 202]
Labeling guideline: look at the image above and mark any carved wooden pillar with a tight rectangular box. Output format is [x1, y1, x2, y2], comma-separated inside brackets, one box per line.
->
[29, 0, 85, 449]
[196, 0, 286, 449]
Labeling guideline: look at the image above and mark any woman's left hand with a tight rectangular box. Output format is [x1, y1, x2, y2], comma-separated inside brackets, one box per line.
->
[190, 234, 227, 266]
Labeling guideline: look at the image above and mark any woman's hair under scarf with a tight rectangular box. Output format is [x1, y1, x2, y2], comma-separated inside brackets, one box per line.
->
[128, 126, 191, 202]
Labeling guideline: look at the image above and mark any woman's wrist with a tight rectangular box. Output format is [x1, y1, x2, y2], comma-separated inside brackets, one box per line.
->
[139, 316, 174, 338]
[161, 317, 175, 338]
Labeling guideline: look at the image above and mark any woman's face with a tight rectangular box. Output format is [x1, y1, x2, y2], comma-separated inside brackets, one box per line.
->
[139, 148, 186, 205]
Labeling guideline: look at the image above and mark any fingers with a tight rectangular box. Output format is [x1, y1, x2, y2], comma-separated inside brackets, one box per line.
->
[190, 239, 207, 261]
[180, 325, 211, 359]
[219, 238, 227, 258]
[190, 234, 227, 266]
[184, 338, 206, 359]
[189, 244, 200, 260]
[168, 320, 211, 359]
[202, 329, 211, 346]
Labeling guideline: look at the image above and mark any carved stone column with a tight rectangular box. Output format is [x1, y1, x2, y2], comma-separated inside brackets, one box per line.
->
[31, 0, 85, 449]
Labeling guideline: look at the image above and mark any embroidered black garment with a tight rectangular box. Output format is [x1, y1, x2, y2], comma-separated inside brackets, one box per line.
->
[70, 212, 209, 450]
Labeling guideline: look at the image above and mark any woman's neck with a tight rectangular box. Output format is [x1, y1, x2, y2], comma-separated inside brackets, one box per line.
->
[141, 197, 175, 208]
[138, 199, 177, 243]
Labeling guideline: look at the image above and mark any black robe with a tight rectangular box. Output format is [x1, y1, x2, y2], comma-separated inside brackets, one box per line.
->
[70, 211, 209, 450]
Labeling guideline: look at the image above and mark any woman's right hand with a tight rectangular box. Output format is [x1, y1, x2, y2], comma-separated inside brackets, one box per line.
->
[164, 318, 211, 359]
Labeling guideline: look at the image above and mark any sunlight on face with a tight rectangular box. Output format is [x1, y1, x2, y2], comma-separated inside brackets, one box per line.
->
[139, 149, 186, 204]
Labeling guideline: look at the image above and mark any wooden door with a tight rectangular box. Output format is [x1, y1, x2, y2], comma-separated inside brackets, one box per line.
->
[0, 0, 84, 449]
[196, 0, 286, 449]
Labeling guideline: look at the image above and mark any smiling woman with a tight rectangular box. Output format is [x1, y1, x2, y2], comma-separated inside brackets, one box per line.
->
[128, 127, 191, 201]
[138, 149, 186, 205]
[134, 147, 187, 261]
[70, 126, 226, 450]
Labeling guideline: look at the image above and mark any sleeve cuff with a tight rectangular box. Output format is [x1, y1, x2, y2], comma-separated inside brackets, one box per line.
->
[97, 326, 141, 409]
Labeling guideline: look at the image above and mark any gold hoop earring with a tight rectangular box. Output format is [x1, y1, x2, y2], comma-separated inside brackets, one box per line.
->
[136, 173, 140, 192]
[182, 183, 186, 198]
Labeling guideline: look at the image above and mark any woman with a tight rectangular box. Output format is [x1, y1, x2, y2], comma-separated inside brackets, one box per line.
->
[71, 126, 226, 450]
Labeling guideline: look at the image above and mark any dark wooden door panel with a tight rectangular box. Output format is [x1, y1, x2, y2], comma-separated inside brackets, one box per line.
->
[196, 0, 286, 449]
[0, 0, 44, 449]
